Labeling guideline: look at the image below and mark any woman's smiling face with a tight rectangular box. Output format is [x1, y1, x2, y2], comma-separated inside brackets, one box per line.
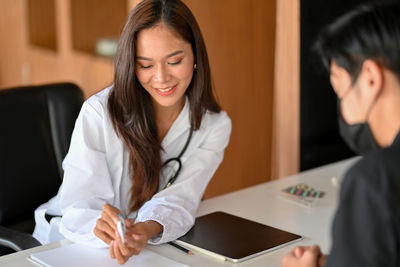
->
[135, 23, 195, 112]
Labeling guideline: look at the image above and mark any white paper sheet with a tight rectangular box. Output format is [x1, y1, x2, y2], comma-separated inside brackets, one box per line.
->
[30, 243, 189, 267]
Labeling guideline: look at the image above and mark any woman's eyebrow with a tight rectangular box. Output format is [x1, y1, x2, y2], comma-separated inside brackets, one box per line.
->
[136, 50, 184, 61]
[166, 50, 183, 58]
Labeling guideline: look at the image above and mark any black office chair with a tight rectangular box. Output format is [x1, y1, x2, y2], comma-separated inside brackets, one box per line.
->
[0, 83, 84, 255]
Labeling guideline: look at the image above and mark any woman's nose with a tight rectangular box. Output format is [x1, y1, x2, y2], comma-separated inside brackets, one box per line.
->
[154, 64, 170, 83]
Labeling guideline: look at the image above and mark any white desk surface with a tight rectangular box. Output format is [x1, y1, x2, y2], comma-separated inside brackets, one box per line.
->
[0, 157, 359, 267]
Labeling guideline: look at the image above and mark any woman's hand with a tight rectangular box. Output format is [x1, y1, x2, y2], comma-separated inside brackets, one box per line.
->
[93, 204, 122, 245]
[110, 220, 163, 265]
[282, 245, 326, 267]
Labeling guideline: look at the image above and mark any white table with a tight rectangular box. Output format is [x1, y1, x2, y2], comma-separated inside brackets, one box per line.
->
[0, 157, 359, 267]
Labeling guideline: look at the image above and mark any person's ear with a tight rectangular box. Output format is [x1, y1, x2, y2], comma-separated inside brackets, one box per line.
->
[360, 59, 383, 99]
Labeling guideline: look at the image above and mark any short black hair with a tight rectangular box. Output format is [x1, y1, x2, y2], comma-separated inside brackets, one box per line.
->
[313, 2, 400, 83]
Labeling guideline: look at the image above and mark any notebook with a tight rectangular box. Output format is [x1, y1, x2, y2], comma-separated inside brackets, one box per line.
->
[30, 243, 189, 267]
[175, 211, 302, 263]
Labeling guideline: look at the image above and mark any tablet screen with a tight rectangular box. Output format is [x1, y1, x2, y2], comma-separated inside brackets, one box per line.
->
[176, 211, 302, 262]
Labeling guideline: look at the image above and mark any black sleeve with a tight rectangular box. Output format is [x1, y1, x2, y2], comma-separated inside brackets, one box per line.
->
[325, 165, 397, 267]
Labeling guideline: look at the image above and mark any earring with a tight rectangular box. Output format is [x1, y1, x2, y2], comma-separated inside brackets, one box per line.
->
[194, 63, 197, 69]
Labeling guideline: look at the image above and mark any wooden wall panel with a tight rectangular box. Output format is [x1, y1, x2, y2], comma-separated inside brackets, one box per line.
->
[182, 0, 276, 198]
[271, 0, 300, 180]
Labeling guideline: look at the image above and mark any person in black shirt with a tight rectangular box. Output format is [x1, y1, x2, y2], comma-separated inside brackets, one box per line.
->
[282, 3, 400, 267]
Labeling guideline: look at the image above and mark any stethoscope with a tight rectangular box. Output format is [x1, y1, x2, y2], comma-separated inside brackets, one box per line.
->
[162, 128, 193, 189]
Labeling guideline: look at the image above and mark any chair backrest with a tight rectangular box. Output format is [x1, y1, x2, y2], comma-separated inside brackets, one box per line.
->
[0, 83, 84, 230]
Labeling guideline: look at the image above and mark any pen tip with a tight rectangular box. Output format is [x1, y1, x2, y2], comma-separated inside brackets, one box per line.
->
[188, 251, 194, 255]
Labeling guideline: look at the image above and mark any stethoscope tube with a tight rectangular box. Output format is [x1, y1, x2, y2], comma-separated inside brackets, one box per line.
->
[162, 128, 193, 189]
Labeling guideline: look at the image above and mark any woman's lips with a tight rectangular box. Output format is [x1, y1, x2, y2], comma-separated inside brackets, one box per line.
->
[155, 85, 177, 96]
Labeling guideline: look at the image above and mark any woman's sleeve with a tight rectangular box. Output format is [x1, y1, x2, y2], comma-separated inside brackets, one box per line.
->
[57, 101, 115, 248]
[135, 112, 232, 244]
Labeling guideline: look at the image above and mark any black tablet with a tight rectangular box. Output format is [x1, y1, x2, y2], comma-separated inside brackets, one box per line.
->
[175, 211, 302, 263]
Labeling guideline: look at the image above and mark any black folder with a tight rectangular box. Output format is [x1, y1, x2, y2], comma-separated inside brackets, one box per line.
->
[175, 211, 302, 263]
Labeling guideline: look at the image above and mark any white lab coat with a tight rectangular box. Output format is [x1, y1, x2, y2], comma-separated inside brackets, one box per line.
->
[32, 86, 232, 248]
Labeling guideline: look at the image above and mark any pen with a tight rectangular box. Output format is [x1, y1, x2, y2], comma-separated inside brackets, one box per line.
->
[168, 242, 194, 255]
[117, 214, 126, 244]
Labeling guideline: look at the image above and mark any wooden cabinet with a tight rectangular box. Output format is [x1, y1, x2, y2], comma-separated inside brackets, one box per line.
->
[69, 0, 127, 55]
[27, 0, 57, 51]
[1, 0, 125, 97]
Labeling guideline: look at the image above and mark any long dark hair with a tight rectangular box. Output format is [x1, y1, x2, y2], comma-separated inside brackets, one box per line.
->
[108, 0, 220, 212]
[313, 2, 400, 83]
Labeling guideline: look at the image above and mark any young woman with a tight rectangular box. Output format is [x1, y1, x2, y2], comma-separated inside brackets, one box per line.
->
[33, 0, 231, 264]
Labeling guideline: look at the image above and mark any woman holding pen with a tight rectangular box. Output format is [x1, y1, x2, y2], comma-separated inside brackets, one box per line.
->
[32, 0, 231, 264]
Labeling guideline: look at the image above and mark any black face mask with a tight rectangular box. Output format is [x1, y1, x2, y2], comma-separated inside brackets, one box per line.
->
[337, 99, 379, 155]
